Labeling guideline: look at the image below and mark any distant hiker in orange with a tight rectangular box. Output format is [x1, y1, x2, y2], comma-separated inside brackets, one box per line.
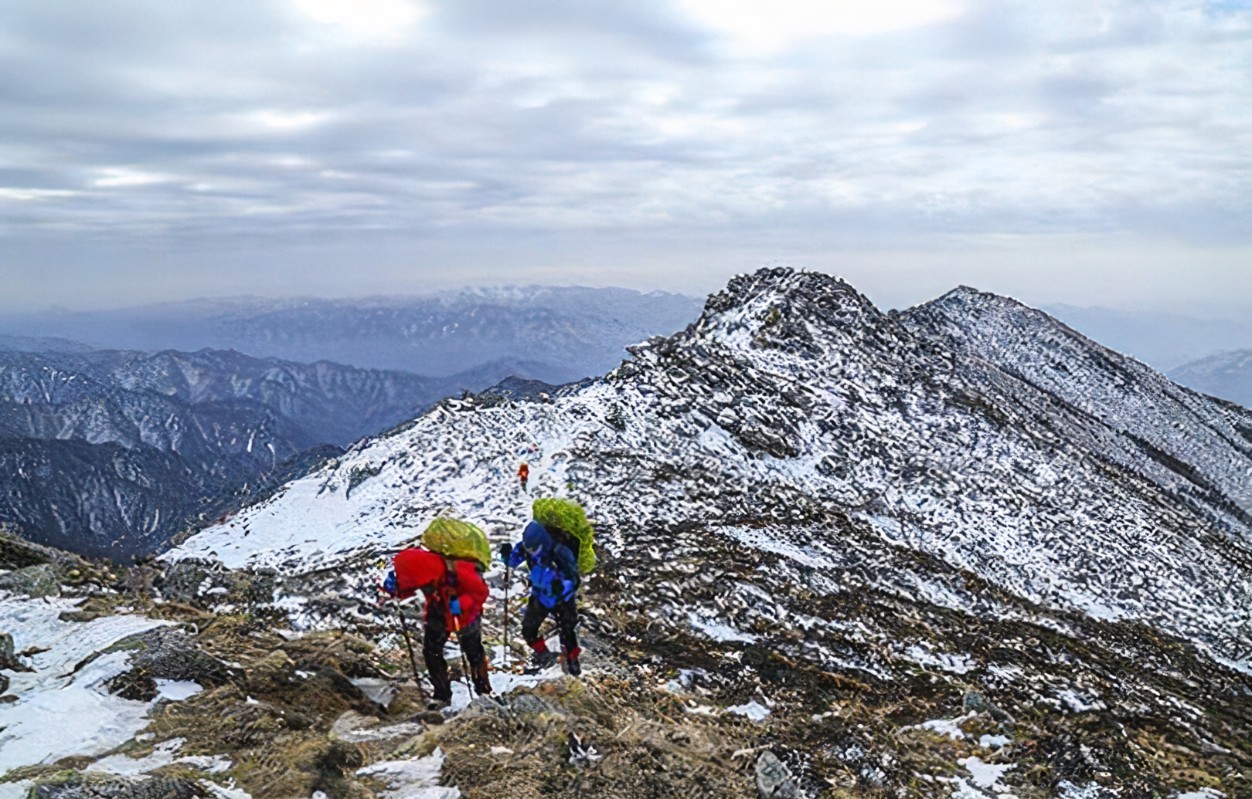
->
[518, 462, 530, 492]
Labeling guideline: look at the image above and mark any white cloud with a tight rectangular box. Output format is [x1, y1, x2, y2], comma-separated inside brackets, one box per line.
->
[0, 0, 1249, 313]
[677, 0, 967, 50]
[292, 0, 428, 39]
[249, 110, 331, 131]
[92, 167, 173, 188]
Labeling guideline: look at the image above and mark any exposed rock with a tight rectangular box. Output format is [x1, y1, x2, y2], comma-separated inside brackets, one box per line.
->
[755, 750, 808, 799]
[0, 631, 20, 670]
[0, 563, 60, 597]
[103, 627, 237, 701]
[0, 529, 83, 571]
[27, 773, 208, 799]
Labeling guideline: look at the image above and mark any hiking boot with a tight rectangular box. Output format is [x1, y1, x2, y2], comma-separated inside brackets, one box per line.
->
[566, 654, 581, 677]
[426, 692, 452, 711]
[529, 649, 558, 671]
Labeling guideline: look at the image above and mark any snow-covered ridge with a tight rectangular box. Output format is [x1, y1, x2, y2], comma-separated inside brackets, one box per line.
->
[167, 267, 1252, 670]
[904, 286, 1252, 523]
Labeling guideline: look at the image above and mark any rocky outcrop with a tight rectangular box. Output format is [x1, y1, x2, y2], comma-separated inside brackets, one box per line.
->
[26, 774, 208, 799]
[103, 628, 238, 702]
[0, 563, 61, 598]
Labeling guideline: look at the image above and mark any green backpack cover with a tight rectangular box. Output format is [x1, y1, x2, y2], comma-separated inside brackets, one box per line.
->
[422, 517, 492, 571]
[532, 497, 597, 575]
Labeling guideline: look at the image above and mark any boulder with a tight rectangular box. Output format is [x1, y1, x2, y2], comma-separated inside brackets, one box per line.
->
[103, 627, 237, 701]
[755, 750, 808, 799]
[0, 563, 60, 598]
[0, 631, 31, 672]
[27, 773, 207, 798]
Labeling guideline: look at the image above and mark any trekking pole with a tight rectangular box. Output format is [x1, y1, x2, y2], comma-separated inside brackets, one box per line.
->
[392, 601, 428, 702]
[502, 564, 511, 670]
[451, 612, 476, 699]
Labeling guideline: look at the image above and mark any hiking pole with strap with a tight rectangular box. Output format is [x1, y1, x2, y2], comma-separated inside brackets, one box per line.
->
[451, 610, 476, 699]
[502, 563, 511, 670]
[442, 562, 476, 700]
[392, 601, 428, 703]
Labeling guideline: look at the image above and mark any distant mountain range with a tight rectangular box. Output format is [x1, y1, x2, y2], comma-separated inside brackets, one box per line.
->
[1044, 303, 1252, 373]
[0, 347, 566, 558]
[0, 286, 703, 384]
[1170, 348, 1252, 411]
[0, 287, 702, 559]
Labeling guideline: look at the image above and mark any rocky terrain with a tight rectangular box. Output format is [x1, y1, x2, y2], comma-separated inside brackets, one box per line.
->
[1, 269, 1249, 798]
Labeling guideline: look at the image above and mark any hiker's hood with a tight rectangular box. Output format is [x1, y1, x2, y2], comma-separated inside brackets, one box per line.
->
[522, 521, 552, 553]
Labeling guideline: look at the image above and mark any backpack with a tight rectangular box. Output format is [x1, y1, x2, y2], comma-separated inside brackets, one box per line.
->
[532, 497, 596, 575]
[422, 517, 492, 571]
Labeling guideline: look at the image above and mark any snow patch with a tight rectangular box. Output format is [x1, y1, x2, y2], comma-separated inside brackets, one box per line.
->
[902, 644, 974, 674]
[356, 748, 460, 798]
[904, 713, 974, 741]
[725, 700, 771, 721]
[688, 612, 757, 643]
[155, 679, 204, 701]
[0, 593, 171, 771]
[87, 737, 230, 776]
[959, 755, 1014, 789]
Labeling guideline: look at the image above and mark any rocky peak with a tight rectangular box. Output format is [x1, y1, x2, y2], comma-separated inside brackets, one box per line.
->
[695, 268, 885, 353]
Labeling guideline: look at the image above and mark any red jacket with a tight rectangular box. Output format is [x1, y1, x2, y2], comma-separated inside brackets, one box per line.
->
[392, 548, 489, 629]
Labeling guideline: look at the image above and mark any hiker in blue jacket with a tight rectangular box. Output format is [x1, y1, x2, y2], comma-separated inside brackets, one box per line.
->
[501, 520, 582, 675]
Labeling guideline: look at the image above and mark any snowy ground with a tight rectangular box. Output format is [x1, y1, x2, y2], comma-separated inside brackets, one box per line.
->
[0, 591, 172, 796]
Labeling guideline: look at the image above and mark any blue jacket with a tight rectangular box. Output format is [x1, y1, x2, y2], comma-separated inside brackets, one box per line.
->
[506, 521, 580, 609]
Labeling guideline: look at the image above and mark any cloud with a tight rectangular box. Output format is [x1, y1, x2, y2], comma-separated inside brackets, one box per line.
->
[0, 0, 1249, 313]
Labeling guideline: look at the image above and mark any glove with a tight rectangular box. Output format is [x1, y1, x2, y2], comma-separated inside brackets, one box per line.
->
[500, 542, 513, 560]
[449, 596, 462, 616]
[561, 579, 576, 601]
[381, 571, 398, 596]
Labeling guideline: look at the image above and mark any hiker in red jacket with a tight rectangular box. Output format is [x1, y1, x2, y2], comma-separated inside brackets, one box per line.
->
[518, 462, 530, 492]
[382, 547, 492, 704]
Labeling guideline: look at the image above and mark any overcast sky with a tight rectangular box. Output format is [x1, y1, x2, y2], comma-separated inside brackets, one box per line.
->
[1, 0, 1249, 315]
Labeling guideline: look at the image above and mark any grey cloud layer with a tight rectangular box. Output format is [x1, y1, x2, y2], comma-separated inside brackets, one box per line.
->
[0, 0, 1249, 310]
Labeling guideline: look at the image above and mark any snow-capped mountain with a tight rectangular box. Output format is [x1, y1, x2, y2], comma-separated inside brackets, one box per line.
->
[168, 268, 1252, 671]
[6, 269, 1251, 798]
[1170, 349, 1252, 412]
[1, 287, 703, 382]
[0, 348, 517, 558]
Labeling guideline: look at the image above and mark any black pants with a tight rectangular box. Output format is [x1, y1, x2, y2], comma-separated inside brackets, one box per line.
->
[521, 596, 579, 655]
[423, 609, 491, 701]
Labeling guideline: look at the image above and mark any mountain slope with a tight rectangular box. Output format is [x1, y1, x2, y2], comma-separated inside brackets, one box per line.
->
[902, 287, 1252, 540]
[1043, 304, 1252, 373]
[168, 268, 1252, 671]
[0, 345, 581, 557]
[6, 269, 1251, 797]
